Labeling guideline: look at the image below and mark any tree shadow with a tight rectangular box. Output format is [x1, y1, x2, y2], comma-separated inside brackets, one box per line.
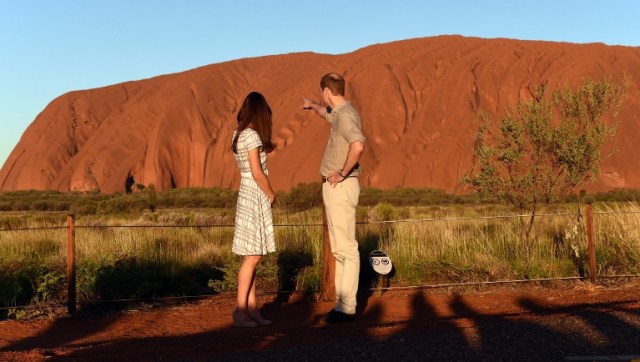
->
[371, 289, 477, 360]
[0, 313, 119, 354]
[518, 296, 640, 355]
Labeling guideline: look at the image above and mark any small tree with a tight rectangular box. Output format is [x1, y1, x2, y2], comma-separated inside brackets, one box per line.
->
[463, 77, 626, 246]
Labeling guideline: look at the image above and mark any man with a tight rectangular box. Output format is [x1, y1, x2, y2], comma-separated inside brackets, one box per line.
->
[302, 73, 366, 322]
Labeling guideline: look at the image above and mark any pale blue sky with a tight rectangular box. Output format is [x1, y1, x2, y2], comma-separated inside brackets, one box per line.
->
[1, 1, 639, 168]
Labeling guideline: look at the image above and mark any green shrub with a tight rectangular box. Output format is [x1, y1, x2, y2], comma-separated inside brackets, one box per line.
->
[72, 200, 98, 215]
[35, 271, 65, 302]
[53, 201, 71, 211]
[0, 263, 64, 318]
[31, 200, 50, 211]
[12, 201, 30, 211]
[208, 257, 241, 293]
[96, 196, 149, 214]
[369, 202, 397, 222]
[0, 274, 22, 307]
[0, 202, 12, 211]
[279, 182, 323, 212]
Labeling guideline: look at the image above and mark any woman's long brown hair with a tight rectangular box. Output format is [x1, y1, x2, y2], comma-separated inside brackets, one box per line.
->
[232, 91, 276, 154]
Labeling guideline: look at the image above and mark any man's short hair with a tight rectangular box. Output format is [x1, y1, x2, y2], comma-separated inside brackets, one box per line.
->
[320, 73, 345, 96]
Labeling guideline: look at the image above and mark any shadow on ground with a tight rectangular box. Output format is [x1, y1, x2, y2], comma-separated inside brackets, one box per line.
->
[2, 287, 639, 361]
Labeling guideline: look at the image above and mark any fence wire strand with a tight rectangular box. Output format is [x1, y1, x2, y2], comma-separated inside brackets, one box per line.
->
[3, 209, 640, 232]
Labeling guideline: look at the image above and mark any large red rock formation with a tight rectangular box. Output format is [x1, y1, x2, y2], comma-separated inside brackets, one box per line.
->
[2, 36, 639, 193]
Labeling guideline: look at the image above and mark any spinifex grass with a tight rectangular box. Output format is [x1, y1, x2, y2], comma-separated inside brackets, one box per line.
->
[0, 224, 67, 315]
[377, 213, 578, 286]
[590, 203, 640, 275]
[2, 203, 640, 315]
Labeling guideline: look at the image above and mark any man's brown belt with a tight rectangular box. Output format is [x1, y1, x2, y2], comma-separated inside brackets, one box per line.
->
[322, 174, 358, 183]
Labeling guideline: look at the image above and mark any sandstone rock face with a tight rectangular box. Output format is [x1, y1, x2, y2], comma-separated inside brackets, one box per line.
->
[2, 36, 639, 193]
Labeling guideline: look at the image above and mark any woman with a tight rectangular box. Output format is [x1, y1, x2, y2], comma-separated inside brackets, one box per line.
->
[230, 91, 277, 327]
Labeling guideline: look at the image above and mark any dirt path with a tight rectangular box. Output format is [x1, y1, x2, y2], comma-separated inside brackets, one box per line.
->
[1, 281, 639, 361]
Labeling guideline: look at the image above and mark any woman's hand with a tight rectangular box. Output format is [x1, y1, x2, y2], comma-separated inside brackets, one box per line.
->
[248, 148, 277, 207]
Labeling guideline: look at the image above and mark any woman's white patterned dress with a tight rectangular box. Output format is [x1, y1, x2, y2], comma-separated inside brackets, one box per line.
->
[231, 128, 275, 255]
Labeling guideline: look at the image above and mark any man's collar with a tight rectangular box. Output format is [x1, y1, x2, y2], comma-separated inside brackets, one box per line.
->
[331, 100, 349, 112]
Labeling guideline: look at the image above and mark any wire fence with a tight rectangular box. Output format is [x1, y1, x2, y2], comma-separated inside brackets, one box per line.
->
[4, 209, 640, 233]
[2, 207, 640, 314]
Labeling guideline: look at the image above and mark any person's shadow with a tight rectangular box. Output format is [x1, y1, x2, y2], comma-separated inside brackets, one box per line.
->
[384, 289, 476, 360]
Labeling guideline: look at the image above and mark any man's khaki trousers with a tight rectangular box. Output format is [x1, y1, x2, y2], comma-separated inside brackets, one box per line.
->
[322, 177, 360, 314]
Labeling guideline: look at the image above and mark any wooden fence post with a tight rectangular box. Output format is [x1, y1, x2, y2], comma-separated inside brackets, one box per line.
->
[321, 207, 335, 302]
[67, 214, 76, 314]
[585, 203, 597, 284]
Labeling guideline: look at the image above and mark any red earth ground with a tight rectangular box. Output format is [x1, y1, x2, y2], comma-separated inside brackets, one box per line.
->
[1, 280, 639, 361]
